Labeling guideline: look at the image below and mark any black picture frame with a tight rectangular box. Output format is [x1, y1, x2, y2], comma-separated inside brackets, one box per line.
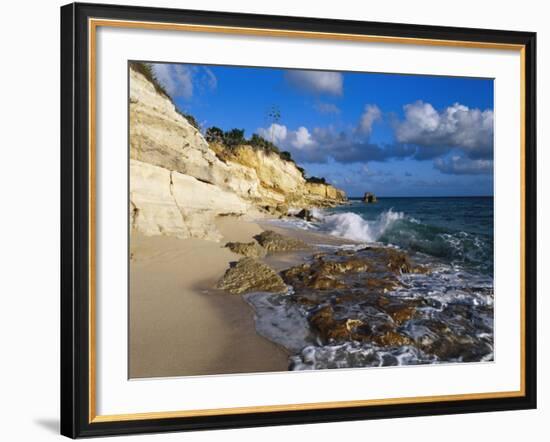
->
[61, 2, 537, 438]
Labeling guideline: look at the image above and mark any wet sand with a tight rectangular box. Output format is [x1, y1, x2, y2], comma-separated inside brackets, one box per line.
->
[129, 216, 291, 378]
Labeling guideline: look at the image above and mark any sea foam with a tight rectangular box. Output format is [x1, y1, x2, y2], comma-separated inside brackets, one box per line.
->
[320, 209, 404, 243]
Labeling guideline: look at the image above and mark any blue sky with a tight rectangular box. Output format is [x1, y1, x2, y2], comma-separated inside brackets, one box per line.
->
[150, 62, 494, 197]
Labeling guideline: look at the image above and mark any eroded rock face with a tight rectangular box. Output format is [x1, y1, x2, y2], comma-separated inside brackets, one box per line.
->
[306, 182, 347, 205]
[130, 68, 229, 186]
[254, 230, 310, 252]
[130, 160, 249, 241]
[225, 241, 266, 258]
[216, 258, 287, 294]
[129, 66, 347, 241]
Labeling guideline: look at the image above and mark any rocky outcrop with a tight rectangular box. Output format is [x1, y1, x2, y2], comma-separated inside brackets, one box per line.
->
[224, 241, 266, 258]
[129, 65, 346, 241]
[216, 258, 288, 294]
[363, 192, 377, 203]
[130, 159, 249, 241]
[254, 230, 310, 252]
[212, 143, 346, 208]
[294, 209, 315, 222]
[306, 182, 347, 204]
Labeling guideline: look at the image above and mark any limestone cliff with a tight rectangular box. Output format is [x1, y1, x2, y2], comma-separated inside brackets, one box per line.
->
[129, 65, 346, 241]
[130, 159, 249, 241]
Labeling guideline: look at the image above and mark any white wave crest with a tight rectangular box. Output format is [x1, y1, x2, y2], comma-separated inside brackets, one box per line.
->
[320, 209, 404, 242]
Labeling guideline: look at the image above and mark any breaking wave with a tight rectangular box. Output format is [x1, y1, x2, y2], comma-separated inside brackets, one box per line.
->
[320, 209, 405, 243]
[274, 207, 493, 275]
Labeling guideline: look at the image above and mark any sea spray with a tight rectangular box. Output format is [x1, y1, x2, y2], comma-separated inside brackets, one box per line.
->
[321, 209, 405, 242]
[243, 245, 494, 371]
[249, 197, 494, 370]
[269, 198, 493, 276]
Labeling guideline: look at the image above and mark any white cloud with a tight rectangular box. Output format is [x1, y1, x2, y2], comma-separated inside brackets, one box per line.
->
[151, 63, 217, 100]
[284, 70, 343, 96]
[257, 122, 409, 164]
[258, 124, 314, 150]
[290, 127, 315, 149]
[359, 104, 382, 135]
[434, 156, 493, 175]
[152, 64, 193, 99]
[395, 101, 493, 159]
[258, 123, 288, 145]
[255, 99, 493, 171]
[203, 67, 217, 90]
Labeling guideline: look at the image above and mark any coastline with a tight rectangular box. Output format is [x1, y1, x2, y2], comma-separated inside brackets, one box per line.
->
[130, 203, 494, 377]
[125, 63, 495, 378]
[129, 216, 294, 378]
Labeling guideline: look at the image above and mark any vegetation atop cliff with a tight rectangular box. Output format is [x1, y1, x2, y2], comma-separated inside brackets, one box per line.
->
[205, 126, 296, 165]
[129, 61, 170, 99]
[129, 62, 325, 183]
[129, 62, 201, 131]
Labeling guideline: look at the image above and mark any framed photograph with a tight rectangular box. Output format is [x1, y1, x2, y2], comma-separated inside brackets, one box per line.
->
[60, 2, 537, 438]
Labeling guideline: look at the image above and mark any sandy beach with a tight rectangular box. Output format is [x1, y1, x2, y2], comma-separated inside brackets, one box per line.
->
[126, 61, 495, 378]
[129, 216, 292, 378]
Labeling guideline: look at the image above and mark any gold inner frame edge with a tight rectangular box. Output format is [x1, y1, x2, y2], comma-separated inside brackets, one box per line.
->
[87, 17, 527, 423]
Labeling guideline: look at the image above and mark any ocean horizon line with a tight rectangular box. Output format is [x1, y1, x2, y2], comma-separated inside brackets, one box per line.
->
[347, 195, 494, 199]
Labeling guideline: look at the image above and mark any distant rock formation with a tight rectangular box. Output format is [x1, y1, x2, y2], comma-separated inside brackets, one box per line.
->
[129, 65, 347, 241]
[363, 192, 378, 203]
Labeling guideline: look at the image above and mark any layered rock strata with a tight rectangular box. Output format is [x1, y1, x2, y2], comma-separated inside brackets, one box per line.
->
[129, 66, 346, 241]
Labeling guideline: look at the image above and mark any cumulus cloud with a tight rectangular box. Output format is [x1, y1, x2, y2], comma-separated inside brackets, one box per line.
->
[359, 104, 382, 135]
[314, 102, 341, 114]
[257, 123, 288, 146]
[395, 101, 493, 159]
[258, 124, 315, 150]
[151, 63, 217, 99]
[291, 126, 315, 149]
[434, 156, 493, 175]
[284, 70, 343, 96]
[257, 123, 413, 164]
[256, 100, 493, 173]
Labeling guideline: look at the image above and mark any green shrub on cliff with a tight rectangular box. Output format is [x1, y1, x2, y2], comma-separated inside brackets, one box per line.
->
[223, 128, 246, 147]
[130, 61, 201, 131]
[249, 134, 282, 154]
[129, 61, 170, 99]
[178, 111, 200, 130]
[205, 126, 225, 144]
[306, 176, 327, 184]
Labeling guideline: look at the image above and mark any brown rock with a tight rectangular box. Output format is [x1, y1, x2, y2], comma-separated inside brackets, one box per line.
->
[310, 306, 350, 341]
[254, 230, 310, 252]
[309, 274, 348, 290]
[295, 208, 315, 221]
[216, 258, 287, 294]
[363, 192, 378, 203]
[366, 277, 400, 292]
[384, 248, 412, 273]
[385, 305, 417, 325]
[372, 331, 413, 347]
[309, 306, 371, 343]
[225, 241, 265, 258]
[318, 258, 369, 274]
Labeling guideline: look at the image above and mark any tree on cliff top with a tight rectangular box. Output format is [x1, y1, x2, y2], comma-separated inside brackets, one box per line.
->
[223, 128, 247, 147]
[306, 176, 327, 184]
[205, 126, 225, 144]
